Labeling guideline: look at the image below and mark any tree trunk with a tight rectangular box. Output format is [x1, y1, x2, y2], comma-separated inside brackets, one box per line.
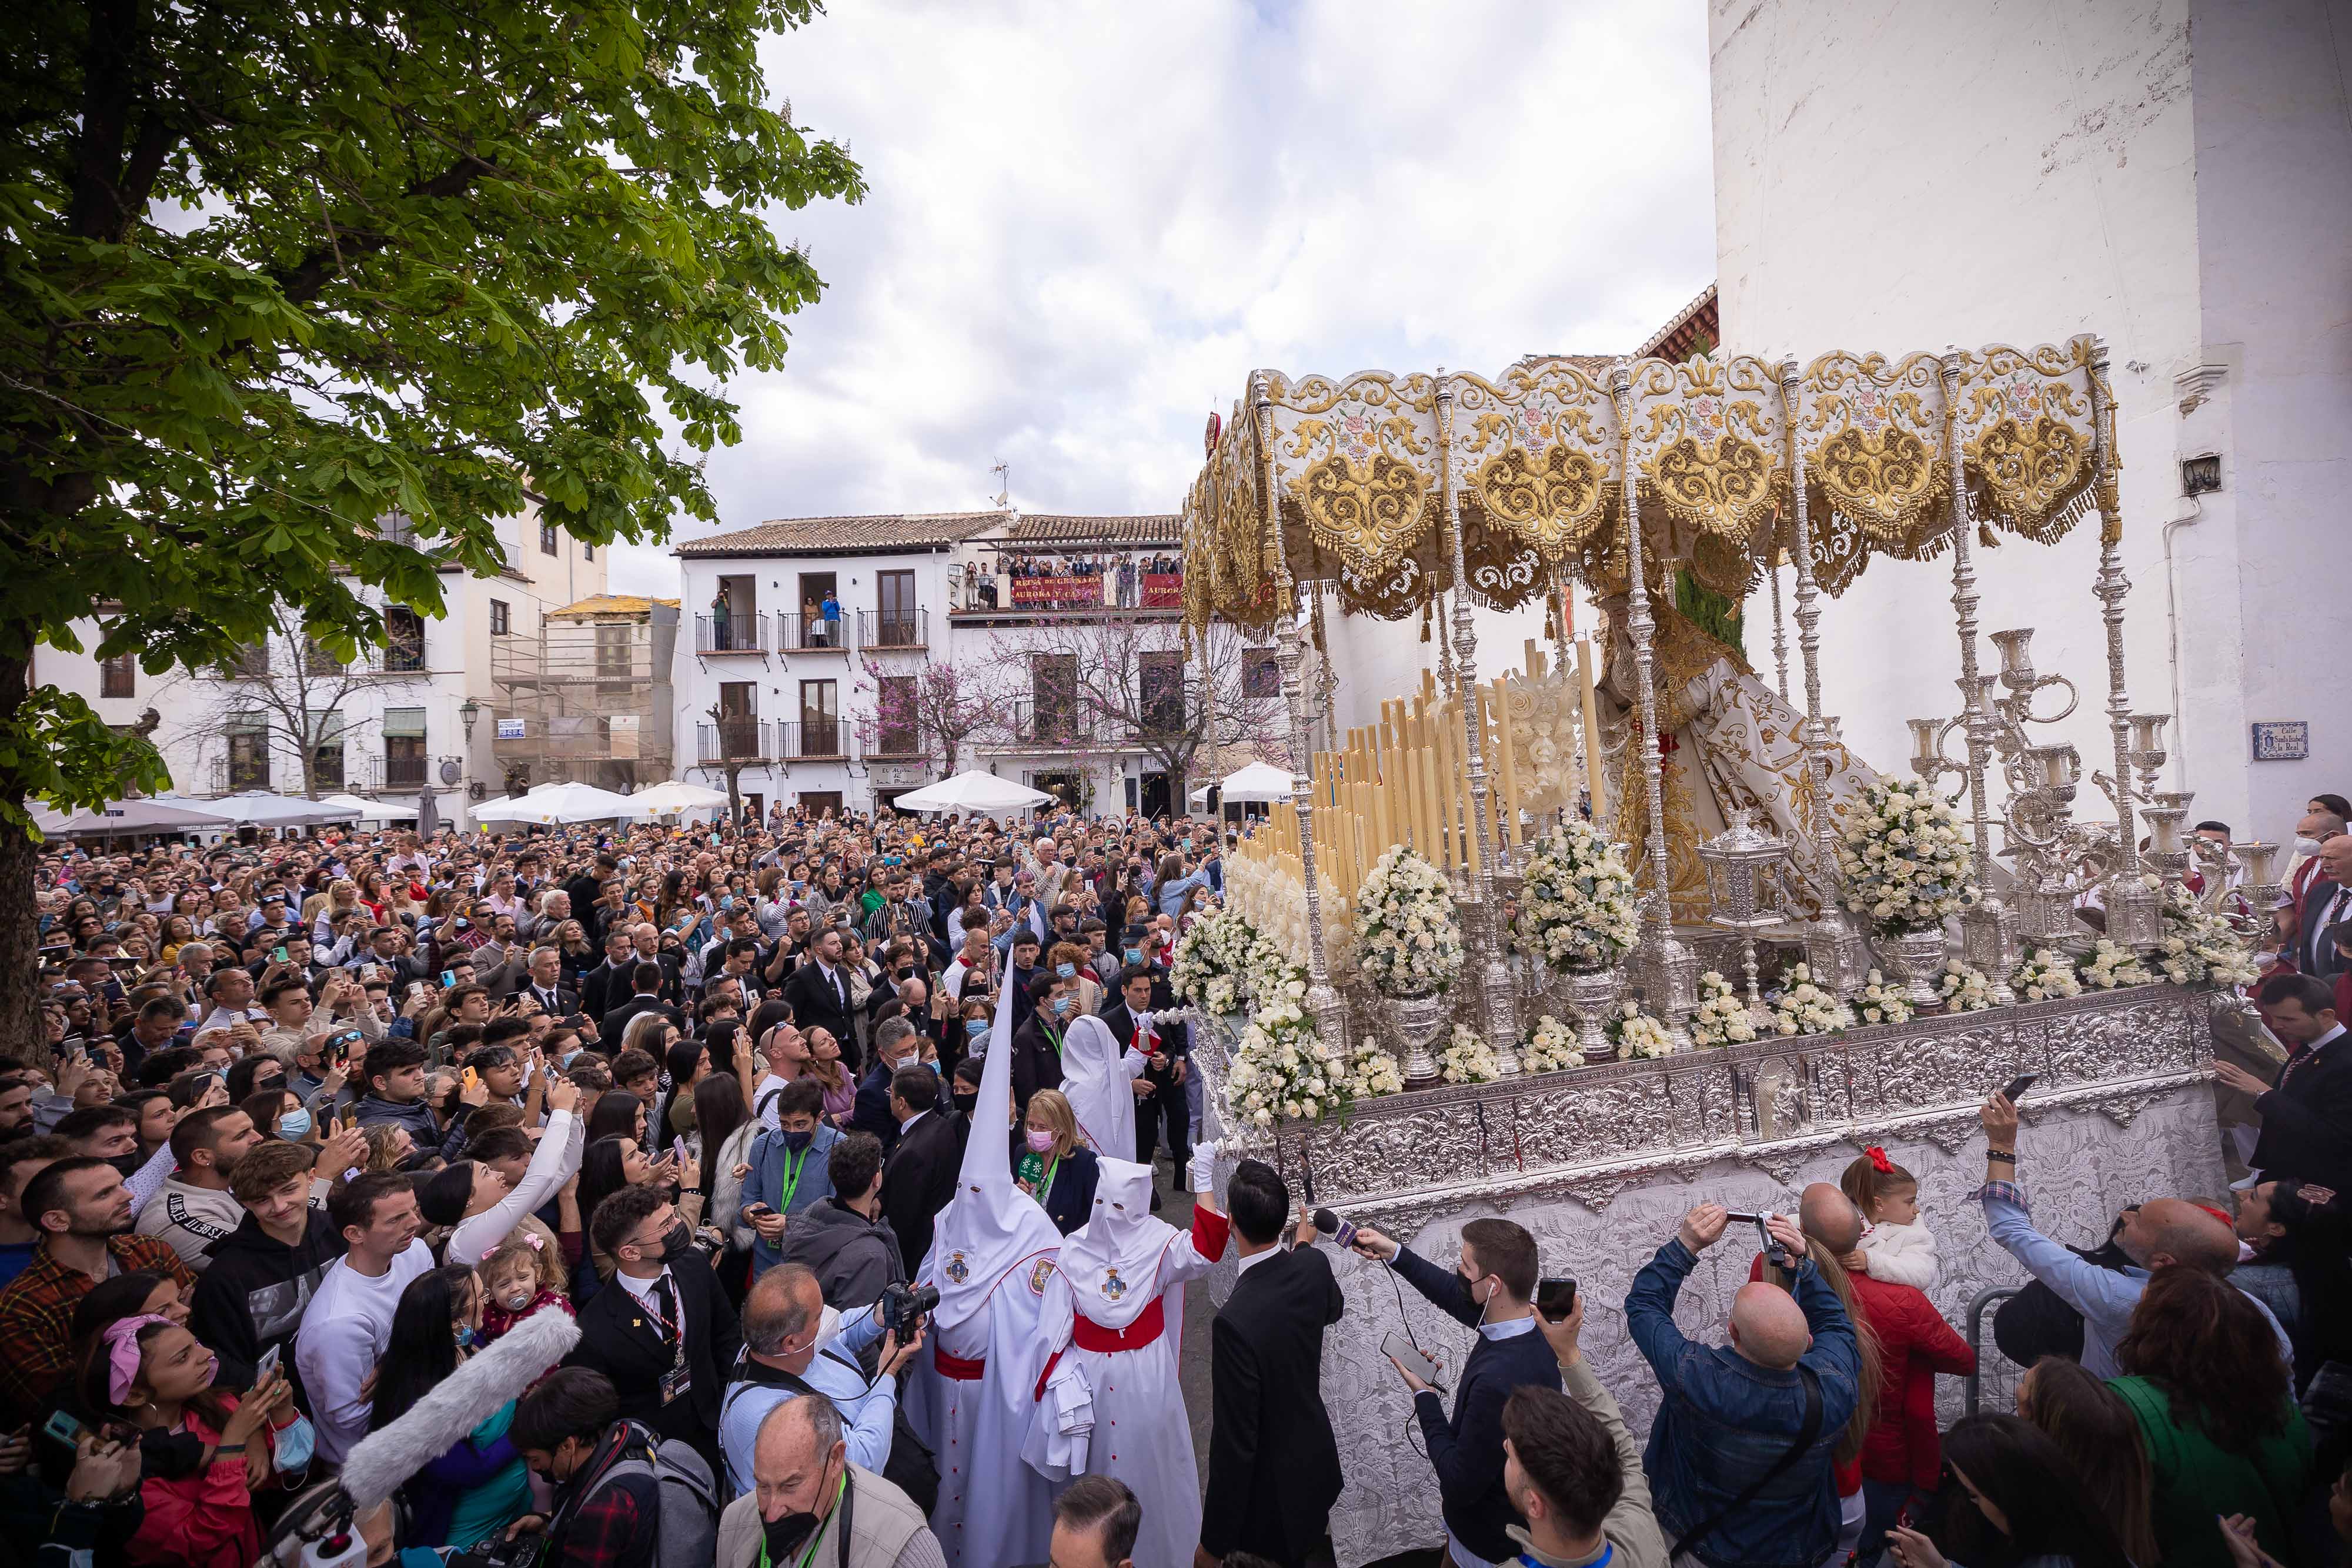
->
[0, 651, 39, 1064]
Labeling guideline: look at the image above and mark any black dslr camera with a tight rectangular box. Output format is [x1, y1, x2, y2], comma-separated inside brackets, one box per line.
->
[879, 1281, 940, 1336]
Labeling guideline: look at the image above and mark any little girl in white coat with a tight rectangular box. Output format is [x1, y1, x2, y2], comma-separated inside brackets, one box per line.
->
[1842, 1145, 1939, 1288]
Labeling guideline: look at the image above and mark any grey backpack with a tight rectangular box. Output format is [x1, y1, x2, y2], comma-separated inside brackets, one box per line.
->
[579, 1436, 721, 1568]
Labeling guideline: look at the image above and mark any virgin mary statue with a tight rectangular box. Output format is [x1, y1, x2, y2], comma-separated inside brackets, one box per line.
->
[1588, 573, 1883, 927]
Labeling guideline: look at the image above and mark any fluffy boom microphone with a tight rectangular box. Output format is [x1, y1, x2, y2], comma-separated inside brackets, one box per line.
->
[340, 1302, 581, 1510]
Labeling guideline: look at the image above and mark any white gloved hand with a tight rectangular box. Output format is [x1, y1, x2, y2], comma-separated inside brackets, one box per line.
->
[1187, 1139, 1220, 1194]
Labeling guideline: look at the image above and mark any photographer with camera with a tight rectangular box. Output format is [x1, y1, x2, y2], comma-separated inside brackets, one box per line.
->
[564, 1182, 741, 1472]
[717, 1262, 935, 1511]
[1627, 1203, 1861, 1568]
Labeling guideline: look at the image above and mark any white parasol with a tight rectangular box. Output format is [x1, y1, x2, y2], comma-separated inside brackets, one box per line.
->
[890, 770, 1053, 815]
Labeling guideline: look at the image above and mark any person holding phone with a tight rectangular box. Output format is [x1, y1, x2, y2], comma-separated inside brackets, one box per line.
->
[1496, 1291, 1669, 1568]
[1349, 1215, 1560, 1568]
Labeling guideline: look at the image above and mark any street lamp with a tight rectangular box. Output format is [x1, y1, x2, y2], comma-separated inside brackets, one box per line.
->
[459, 698, 480, 745]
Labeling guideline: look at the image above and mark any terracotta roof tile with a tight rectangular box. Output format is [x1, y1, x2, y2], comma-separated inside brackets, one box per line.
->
[549, 594, 679, 617]
[676, 513, 1002, 557]
[1003, 514, 1181, 546]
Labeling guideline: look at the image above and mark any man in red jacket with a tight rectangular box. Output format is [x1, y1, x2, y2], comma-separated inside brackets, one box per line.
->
[1747, 1182, 1975, 1559]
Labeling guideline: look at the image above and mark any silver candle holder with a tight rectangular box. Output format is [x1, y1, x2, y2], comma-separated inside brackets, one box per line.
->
[1697, 809, 1791, 1027]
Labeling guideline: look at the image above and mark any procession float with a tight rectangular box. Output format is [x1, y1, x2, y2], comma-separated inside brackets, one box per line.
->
[1167, 340, 2269, 1562]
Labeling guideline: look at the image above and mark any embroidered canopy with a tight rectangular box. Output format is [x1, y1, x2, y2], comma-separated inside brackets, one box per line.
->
[1181, 338, 2116, 628]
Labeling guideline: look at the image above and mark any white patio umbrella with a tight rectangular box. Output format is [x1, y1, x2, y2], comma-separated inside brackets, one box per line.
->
[890, 770, 1053, 815]
[317, 793, 392, 820]
[469, 780, 638, 824]
[623, 781, 733, 818]
[211, 790, 364, 827]
[30, 798, 232, 837]
[1215, 760, 1298, 803]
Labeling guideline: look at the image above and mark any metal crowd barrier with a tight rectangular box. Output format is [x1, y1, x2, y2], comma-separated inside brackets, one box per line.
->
[1963, 1285, 2024, 1416]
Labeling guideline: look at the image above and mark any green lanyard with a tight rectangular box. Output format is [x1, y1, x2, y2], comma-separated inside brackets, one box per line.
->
[774, 1143, 811, 1213]
[1042, 1021, 1064, 1057]
[758, 1473, 847, 1568]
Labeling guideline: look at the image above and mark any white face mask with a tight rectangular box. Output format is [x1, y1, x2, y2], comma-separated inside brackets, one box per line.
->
[2296, 835, 2326, 857]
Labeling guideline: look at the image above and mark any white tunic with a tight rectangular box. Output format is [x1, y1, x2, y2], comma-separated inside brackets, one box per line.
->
[904, 977, 1066, 1568]
[1057, 1013, 1148, 1159]
[1023, 1158, 1230, 1568]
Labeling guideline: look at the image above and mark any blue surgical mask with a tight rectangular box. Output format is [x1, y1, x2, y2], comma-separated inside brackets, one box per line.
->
[1051, 996, 1073, 1019]
[277, 1108, 313, 1141]
[965, 1018, 988, 1037]
[1055, 963, 1076, 980]
[455, 1325, 478, 1352]
[271, 1412, 315, 1473]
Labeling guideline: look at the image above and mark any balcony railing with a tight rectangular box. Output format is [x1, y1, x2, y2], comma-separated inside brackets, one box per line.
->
[1003, 700, 1100, 747]
[695, 612, 768, 656]
[778, 612, 847, 653]
[866, 725, 924, 760]
[381, 753, 427, 788]
[377, 636, 426, 674]
[857, 609, 927, 650]
[781, 720, 847, 760]
[697, 720, 771, 764]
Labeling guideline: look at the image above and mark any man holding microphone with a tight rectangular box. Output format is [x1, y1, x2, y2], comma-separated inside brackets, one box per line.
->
[1195, 1159, 1344, 1568]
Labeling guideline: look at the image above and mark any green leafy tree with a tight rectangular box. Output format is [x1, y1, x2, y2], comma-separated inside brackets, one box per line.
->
[1, 0, 863, 1059]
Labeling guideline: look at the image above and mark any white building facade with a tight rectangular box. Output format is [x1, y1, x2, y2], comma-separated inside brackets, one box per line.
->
[34, 495, 606, 815]
[672, 512, 1228, 818]
[1709, 0, 2352, 845]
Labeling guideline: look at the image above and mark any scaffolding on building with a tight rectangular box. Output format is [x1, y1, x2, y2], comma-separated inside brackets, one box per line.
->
[490, 600, 679, 794]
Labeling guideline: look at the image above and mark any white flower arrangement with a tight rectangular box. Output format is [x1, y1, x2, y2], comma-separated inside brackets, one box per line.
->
[1436, 1022, 1499, 1084]
[1519, 1013, 1586, 1073]
[1345, 1034, 1406, 1101]
[1171, 907, 1254, 1015]
[1512, 820, 1641, 973]
[1836, 781, 1977, 935]
[2010, 947, 2082, 1001]
[1356, 845, 1465, 998]
[1853, 969, 1915, 1027]
[1227, 995, 1349, 1126]
[1938, 959, 1997, 1012]
[2151, 877, 2261, 989]
[1605, 1000, 1676, 1059]
[1768, 962, 1855, 1037]
[2081, 937, 2153, 991]
[1690, 969, 1759, 1047]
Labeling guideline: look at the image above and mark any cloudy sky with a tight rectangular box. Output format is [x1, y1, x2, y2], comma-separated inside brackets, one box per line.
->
[609, 1, 1717, 596]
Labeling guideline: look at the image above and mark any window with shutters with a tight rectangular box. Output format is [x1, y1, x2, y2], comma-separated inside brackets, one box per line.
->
[490, 600, 510, 636]
[99, 653, 135, 698]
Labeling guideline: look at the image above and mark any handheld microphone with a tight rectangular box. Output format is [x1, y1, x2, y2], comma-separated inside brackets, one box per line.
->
[1312, 1207, 1358, 1250]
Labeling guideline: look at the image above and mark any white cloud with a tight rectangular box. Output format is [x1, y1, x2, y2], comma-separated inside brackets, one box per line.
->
[612, 1, 1715, 596]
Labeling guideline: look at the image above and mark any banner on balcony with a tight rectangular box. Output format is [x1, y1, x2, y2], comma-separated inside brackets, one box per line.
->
[1010, 576, 1104, 607]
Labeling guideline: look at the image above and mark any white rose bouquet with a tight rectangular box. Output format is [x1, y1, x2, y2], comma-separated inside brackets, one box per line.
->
[1836, 781, 1977, 935]
[2010, 947, 2082, 1001]
[1769, 962, 1855, 1037]
[1691, 969, 1759, 1047]
[1519, 1014, 1586, 1073]
[1512, 820, 1641, 973]
[1437, 1022, 1499, 1084]
[1853, 969, 1914, 1027]
[1605, 1001, 1675, 1059]
[1171, 907, 1251, 1015]
[1227, 995, 1349, 1126]
[2081, 937, 2153, 991]
[1357, 846, 1464, 998]
[2152, 877, 2260, 988]
[1938, 959, 1997, 1012]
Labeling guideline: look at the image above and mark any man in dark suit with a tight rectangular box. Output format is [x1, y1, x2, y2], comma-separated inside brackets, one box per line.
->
[780, 926, 857, 1053]
[563, 1182, 739, 1469]
[515, 944, 578, 1018]
[877, 1065, 959, 1277]
[2291, 839, 2352, 978]
[1199, 1158, 1344, 1568]
[2219, 972, 2352, 1190]
[599, 961, 684, 1047]
[579, 929, 638, 1024]
[1102, 964, 1188, 1182]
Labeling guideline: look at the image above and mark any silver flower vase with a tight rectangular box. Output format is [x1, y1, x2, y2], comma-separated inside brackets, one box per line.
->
[1877, 928, 1950, 1009]
[1379, 992, 1448, 1089]
[1563, 966, 1623, 1063]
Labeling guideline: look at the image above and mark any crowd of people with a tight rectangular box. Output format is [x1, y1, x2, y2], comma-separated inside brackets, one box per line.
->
[0, 788, 2346, 1568]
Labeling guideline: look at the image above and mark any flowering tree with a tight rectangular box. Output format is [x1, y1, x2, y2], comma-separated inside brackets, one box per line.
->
[852, 658, 1007, 775]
